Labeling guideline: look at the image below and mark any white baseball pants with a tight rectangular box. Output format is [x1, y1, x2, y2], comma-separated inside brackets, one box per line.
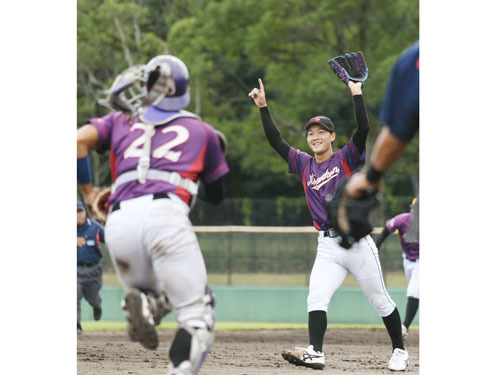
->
[308, 233, 396, 317]
[403, 255, 419, 299]
[104, 194, 208, 323]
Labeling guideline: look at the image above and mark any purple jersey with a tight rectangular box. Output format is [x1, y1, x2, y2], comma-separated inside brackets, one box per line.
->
[288, 139, 365, 231]
[385, 212, 419, 260]
[90, 111, 229, 206]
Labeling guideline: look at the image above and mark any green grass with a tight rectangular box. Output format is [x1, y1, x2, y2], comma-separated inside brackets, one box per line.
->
[103, 271, 408, 288]
[81, 321, 418, 332]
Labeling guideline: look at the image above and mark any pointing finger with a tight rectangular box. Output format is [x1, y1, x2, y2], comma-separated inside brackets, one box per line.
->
[258, 78, 264, 90]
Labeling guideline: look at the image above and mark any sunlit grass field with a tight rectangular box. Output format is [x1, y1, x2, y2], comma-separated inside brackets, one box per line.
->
[80, 321, 413, 332]
[103, 271, 408, 287]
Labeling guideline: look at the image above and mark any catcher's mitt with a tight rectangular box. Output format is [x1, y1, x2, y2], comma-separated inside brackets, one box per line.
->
[91, 187, 111, 224]
[325, 179, 379, 249]
[328, 52, 369, 86]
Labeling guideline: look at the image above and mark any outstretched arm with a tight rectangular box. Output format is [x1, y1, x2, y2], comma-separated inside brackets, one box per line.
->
[249, 79, 291, 162]
[348, 81, 370, 154]
[345, 127, 408, 197]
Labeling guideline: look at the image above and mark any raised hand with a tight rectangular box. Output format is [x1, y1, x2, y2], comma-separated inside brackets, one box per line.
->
[248, 78, 267, 108]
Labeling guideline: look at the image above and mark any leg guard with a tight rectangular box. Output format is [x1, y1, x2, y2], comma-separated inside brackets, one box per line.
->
[168, 291, 215, 375]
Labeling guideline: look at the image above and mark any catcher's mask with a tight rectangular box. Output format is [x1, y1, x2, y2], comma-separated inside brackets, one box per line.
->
[145, 55, 190, 111]
[97, 65, 148, 113]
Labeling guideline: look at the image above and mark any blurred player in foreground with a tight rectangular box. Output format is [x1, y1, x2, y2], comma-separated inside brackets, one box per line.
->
[376, 198, 419, 338]
[249, 69, 408, 371]
[77, 200, 105, 335]
[77, 55, 229, 375]
[346, 42, 419, 241]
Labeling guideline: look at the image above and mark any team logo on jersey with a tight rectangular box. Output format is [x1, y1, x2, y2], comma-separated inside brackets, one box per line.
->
[307, 167, 340, 190]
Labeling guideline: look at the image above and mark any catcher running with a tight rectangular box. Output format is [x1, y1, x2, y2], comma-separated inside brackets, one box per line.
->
[248, 52, 408, 372]
[77, 55, 229, 375]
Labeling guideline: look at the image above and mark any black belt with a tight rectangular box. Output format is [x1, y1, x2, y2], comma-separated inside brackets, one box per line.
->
[78, 261, 100, 268]
[323, 228, 339, 238]
[110, 193, 170, 213]
[407, 258, 418, 262]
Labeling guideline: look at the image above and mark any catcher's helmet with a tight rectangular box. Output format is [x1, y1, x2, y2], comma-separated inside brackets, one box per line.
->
[97, 65, 148, 113]
[145, 55, 190, 111]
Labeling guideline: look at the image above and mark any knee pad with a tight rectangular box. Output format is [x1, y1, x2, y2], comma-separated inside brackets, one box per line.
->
[168, 290, 215, 375]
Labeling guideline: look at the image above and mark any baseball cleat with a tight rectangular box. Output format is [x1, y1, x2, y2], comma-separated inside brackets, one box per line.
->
[401, 324, 408, 339]
[282, 345, 325, 370]
[122, 288, 159, 350]
[388, 348, 409, 371]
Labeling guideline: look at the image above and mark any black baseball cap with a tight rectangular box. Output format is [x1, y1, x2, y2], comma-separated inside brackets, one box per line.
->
[304, 116, 335, 132]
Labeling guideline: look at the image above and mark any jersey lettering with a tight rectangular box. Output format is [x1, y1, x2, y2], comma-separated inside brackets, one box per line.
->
[123, 123, 190, 163]
[306, 167, 340, 191]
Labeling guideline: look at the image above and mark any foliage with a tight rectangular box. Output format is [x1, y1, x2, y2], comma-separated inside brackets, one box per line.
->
[77, 0, 419, 220]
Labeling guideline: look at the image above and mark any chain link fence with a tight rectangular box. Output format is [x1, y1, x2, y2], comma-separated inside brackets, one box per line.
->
[99, 226, 408, 287]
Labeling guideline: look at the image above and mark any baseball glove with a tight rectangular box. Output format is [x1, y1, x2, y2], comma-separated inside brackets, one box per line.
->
[328, 52, 369, 86]
[91, 187, 111, 224]
[325, 179, 379, 249]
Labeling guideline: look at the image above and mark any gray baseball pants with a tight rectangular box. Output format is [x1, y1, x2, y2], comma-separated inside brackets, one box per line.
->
[77, 263, 103, 323]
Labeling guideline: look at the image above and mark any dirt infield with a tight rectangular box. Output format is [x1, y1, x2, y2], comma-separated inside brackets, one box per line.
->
[77, 328, 419, 374]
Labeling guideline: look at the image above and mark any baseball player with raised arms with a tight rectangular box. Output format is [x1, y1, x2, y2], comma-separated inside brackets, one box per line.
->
[77, 55, 229, 375]
[376, 198, 419, 338]
[249, 73, 408, 371]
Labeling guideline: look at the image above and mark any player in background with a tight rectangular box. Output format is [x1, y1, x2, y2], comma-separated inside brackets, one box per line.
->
[77, 200, 105, 335]
[346, 42, 419, 241]
[77, 55, 229, 375]
[249, 77, 408, 371]
[376, 198, 419, 338]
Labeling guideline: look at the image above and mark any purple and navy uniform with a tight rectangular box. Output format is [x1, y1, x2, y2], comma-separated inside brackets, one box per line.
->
[288, 139, 365, 230]
[379, 42, 419, 142]
[385, 213, 419, 260]
[89, 111, 229, 206]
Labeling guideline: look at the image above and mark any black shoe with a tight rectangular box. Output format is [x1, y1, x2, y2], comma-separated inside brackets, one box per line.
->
[77, 322, 83, 335]
[93, 306, 102, 321]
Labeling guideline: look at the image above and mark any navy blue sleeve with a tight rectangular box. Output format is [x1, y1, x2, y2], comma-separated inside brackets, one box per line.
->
[98, 223, 105, 244]
[92, 220, 105, 245]
[379, 42, 419, 142]
[99, 226, 105, 244]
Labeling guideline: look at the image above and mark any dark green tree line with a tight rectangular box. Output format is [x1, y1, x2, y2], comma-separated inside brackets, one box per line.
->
[77, 0, 419, 220]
